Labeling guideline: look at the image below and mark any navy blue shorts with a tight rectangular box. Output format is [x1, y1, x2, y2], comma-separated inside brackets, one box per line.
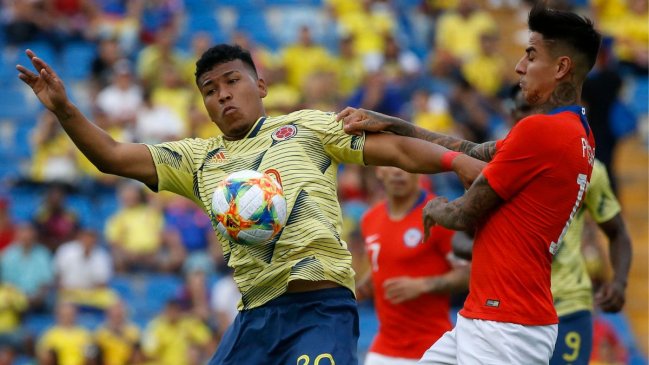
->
[208, 287, 359, 365]
[550, 310, 593, 365]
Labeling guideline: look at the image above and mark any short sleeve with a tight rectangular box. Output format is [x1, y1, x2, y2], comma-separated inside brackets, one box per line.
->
[146, 139, 201, 203]
[482, 117, 552, 200]
[584, 161, 621, 223]
[317, 112, 366, 165]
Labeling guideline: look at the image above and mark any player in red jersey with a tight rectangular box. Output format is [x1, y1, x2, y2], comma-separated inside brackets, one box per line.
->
[339, 4, 601, 364]
[358, 167, 470, 365]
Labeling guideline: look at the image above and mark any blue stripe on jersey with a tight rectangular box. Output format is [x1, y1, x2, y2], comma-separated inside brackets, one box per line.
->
[247, 117, 267, 138]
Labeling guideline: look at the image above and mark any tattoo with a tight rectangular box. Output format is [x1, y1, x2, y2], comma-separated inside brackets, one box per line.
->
[432, 175, 503, 230]
[387, 119, 497, 162]
[535, 77, 581, 114]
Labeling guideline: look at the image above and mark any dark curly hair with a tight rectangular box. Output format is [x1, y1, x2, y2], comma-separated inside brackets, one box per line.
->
[195, 44, 258, 85]
[528, 3, 601, 80]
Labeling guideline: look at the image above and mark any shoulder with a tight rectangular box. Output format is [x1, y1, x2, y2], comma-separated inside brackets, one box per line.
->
[361, 201, 387, 224]
[286, 109, 336, 124]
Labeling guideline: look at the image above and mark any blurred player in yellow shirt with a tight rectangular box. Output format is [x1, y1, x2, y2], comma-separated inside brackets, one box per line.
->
[38, 302, 92, 365]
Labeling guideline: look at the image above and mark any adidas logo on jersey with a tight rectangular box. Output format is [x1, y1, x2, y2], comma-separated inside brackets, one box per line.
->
[209, 151, 228, 164]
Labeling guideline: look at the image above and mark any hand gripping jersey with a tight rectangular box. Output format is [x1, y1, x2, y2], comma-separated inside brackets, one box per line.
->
[146, 110, 366, 310]
[361, 192, 455, 359]
[462, 106, 596, 326]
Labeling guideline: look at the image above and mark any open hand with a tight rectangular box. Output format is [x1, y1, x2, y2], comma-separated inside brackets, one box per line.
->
[336, 107, 392, 136]
[383, 276, 426, 304]
[16, 49, 70, 112]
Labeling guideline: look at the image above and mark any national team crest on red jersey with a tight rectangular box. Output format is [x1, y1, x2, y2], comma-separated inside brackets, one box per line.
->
[272, 125, 297, 142]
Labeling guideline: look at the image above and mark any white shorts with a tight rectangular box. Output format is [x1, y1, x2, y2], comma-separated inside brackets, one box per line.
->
[418, 314, 558, 365]
[365, 352, 420, 365]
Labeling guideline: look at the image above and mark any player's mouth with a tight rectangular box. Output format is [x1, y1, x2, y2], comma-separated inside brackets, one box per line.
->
[223, 106, 237, 116]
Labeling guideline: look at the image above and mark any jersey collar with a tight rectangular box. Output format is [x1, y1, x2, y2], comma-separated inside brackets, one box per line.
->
[246, 116, 267, 139]
[548, 105, 590, 136]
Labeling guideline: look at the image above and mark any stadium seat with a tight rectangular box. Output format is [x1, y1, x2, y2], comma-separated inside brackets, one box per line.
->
[60, 42, 97, 81]
[23, 313, 55, 336]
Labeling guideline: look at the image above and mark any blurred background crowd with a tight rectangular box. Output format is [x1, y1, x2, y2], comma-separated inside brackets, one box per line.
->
[0, 0, 646, 364]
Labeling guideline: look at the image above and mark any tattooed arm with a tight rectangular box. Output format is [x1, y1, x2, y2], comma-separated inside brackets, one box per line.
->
[423, 174, 502, 234]
[337, 107, 498, 162]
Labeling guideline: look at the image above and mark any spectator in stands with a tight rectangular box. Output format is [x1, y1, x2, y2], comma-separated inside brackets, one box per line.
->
[582, 40, 625, 193]
[105, 182, 165, 272]
[448, 75, 494, 143]
[333, 34, 366, 100]
[279, 25, 334, 91]
[409, 89, 454, 135]
[461, 29, 508, 98]
[209, 269, 240, 341]
[94, 300, 141, 365]
[151, 62, 192, 133]
[597, 0, 648, 75]
[96, 59, 142, 141]
[182, 31, 214, 85]
[90, 37, 125, 95]
[55, 228, 117, 310]
[163, 195, 217, 274]
[365, 33, 421, 86]
[176, 268, 211, 323]
[135, 88, 184, 144]
[0, 279, 30, 361]
[136, 24, 187, 89]
[33, 184, 80, 252]
[37, 301, 93, 365]
[91, 0, 140, 55]
[50, 0, 99, 43]
[0, 198, 15, 252]
[2, 0, 59, 47]
[142, 299, 212, 365]
[1, 222, 53, 312]
[30, 110, 80, 185]
[435, 0, 497, 64]
[347, 70, 406, 117]
[133, 0, 183, 45]
[330, 0, 396, 60]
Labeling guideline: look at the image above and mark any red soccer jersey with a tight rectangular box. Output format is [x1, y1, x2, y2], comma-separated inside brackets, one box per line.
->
[360, 191, 455, 359]
[461, 106, 595, 326]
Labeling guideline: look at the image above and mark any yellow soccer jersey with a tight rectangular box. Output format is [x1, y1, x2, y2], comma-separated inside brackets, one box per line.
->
[95, 323, 141, 365]
[552, 160, 621, 317]
[146, 109, 366, 310]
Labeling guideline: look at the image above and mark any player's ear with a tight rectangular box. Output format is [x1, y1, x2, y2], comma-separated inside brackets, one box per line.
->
[555, 56, 572, 80]
[257, 77, 268, 98]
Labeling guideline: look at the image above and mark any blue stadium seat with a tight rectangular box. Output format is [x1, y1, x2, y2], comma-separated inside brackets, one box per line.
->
[144, 274, 182, 305]
[23, 313, 55, 336]
[237, 12, 277, 49]
[60, 42, 97, 81]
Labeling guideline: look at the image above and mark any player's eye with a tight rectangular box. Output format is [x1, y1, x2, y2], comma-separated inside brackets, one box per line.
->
[206, 88, 216, 96]
[228, 78, 239, 84]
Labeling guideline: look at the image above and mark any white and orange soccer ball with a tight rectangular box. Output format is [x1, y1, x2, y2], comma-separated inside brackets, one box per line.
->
[211, 170, 288, 245]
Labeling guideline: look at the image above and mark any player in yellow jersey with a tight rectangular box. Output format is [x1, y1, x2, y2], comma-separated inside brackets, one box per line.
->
[17, 44, 484, 365]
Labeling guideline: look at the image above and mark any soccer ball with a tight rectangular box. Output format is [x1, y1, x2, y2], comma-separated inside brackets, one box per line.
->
[211, 170, 288, 245]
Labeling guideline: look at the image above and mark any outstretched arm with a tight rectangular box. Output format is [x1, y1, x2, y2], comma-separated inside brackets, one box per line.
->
[594, 213, 632, 312]
[422, 174, 502, 235]
[17, 50, 158, 187]
[338, 107, 498, 162]
[363, 133, 486, 188]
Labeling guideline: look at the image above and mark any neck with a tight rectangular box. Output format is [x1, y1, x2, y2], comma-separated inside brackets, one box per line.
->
[534, 78, 582, 115]
[387, 191, 421, 220]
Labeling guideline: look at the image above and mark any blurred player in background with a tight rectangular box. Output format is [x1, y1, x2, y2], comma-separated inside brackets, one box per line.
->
[358, 166, 469, 365]
[340, 4, 601, 363]
[17, 44, 484, 364]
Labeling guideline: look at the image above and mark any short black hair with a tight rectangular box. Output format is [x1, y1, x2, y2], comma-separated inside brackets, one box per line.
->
[195, 44, 258, 84]
[528, 3, 601, 78]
